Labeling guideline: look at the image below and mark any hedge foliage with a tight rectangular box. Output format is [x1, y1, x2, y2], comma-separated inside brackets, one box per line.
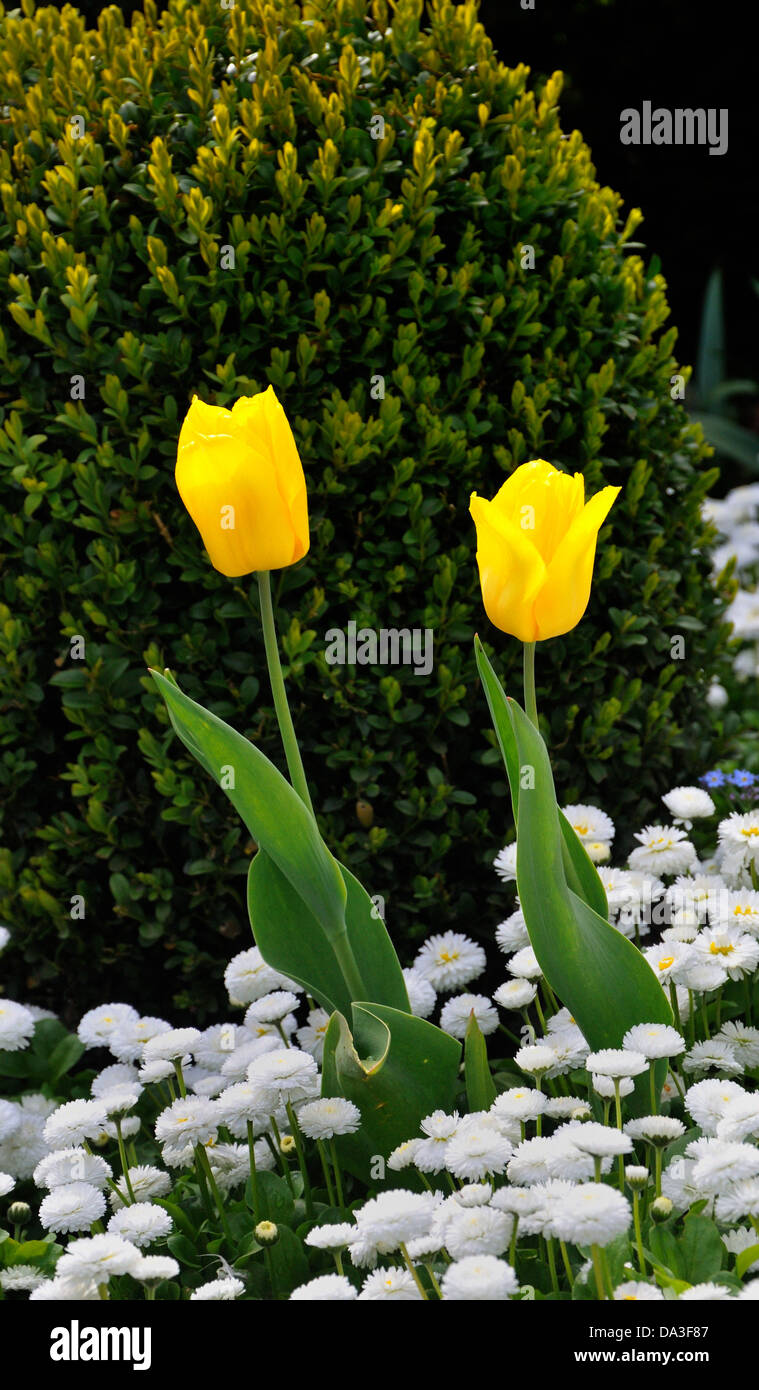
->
[0, 0, 732, 1022]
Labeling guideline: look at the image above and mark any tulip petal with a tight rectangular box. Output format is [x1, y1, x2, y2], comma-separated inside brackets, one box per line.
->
[470, 492, 547, 642]
[533, 484, 621, 640]
[491, 462, 585, 564]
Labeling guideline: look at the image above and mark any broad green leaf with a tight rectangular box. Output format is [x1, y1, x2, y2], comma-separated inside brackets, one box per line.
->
[506, 696, 673, 1049]
[247, 851, 409, 1019]
[474, 637, 608, 919]
[7, 1239, 50, 1265]
[150, 669, 347, 945]
[166, 1233, 200, 1268]
[679, 1213, 725, 1284]
[252, 1171, 295, 1227]
[647, 1227, 684, 1279]
[46, 1033, 85, 1085]
[321, 1003, 461, 1183]
[267, 1225, 310, 1296]
[464, 1012, 497, 1111]
[736, 1243, 759, 1279]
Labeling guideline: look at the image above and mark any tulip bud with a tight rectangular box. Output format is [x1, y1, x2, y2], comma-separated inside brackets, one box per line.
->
[175, 388, 309, 577]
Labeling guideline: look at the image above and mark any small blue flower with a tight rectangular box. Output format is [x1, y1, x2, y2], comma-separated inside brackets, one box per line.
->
[700, 770, 726, 788]
[728, 769, 756, 788]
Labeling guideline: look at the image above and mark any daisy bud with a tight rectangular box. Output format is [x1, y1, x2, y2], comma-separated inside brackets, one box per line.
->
[8, 1201, 30, 1223]
[280, 1135, 296, 1156]
[624, 1166, 649, 1191]
[255, 1220, 279, 1246]
[651, 1196, 673, 1223]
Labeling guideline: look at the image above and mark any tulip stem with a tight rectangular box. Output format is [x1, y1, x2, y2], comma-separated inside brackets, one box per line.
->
[257, 569, 315, 817]
[522, 642, 539, 728]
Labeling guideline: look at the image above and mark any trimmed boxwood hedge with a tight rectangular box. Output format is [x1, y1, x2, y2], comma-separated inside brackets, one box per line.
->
[0, 0, 732, 1022]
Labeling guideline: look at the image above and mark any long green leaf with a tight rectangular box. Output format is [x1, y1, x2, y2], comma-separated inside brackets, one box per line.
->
[474, 636, 608, 919]
[695, 267, 725, 403]
[149, 669, 347, 944]
[321, 1004, 461, 1183]
[506, 696, 673, 1047]
[464, 1012, 497, 1111]
[247, 850, 409, 1018]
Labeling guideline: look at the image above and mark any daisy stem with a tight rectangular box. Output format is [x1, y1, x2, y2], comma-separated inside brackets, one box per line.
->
[533, 992, 548, 1035]
[333, 1249, 344, 1275]
[522, 641, 538, 729]
[613, 1079, 623, 1130]
[542, 979, 560, 1016]
[257, 569, 314, 816]
[715, 988, 723, 1030]
[546, 1235, 560, 1294]
[269, 1115, 295, 1194]
[591, 1243, 607, 1300]
[424, 1262, 443, 1299]
[655, 1146, 663, 1198]
[593, 1156, 602, 1184]
[265, 1247, 279, 1300]
[688, 991, 696, 1046]
[633, 1191, 646, 1275]
[700, 993, 709, 1040]
[167, 1076, 177, 1102]
[498, 1022, 523, 1047]
[669, 1066, 686, 1102]
[509, 1215, 519, 1268]
[416, 1170, 434, 1193]
[173, 1059, 187, 1098]
[399, 1242, 428, 1300]
[519, 1010, 536, 1043]
[668, 981, 681, 1032]
[193, 1149, 215, 1223]
[114, 1118, 137, 1204]
[316, 1139, 336, 1205]
[559, 1239, 574, 1287]
[286, 1100, 314, 1218]
[246, 1120, 261, 1224]
[649, 1062, 658, 1116]
[745, 976, 754, 1026]
[535, 1077, 543, 1136]
[275, 1022, 291, 1047]
[195, 1143, 233, 1243]
[330, 1137, 346, 1210]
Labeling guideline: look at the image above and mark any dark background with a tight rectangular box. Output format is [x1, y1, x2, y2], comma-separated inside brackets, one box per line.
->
[51, 0, 755, 383]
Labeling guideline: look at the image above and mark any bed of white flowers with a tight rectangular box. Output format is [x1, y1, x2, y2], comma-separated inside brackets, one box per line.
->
[3, 764, 759, 1303]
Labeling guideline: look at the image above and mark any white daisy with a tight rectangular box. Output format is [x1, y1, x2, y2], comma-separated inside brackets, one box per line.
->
[439, 993, 499, 1039]
[586, 1049, 647, 1079]
[693, 925, 759, 980]
[43, 1100, 109, 1149]
[515, 1044, 558, 1076]
[683, 1041, 743, 1076]
[402, 969, 436, 1019]
[108, 1203, 173, 1248]
[622, 1024, 685, 1059]
[108, 1017, 172, 1063]
[495, 910, 530, 954]
[444, 1207, 512, 1260]
[295, 1008, 331, 1060]
[190, 1276, 245, 1300]
[493, 979, 537, 1011]
[246, 1047, 319, 1106]
[441, 1255, 518, 1300]
[290, 1274, 357, 1301]
[506, 945, 543, 980]
[629, 826, 697, 876]
[662, 786, 715, 823]
[131, 1255, 180, 1284]
[154, 1096, 218, 1148]
[718, 812, 759, 878]
[445, 1120, 512, 1182]
[358, 1267, 423, 1300]
[493, 843, 518, 882]
[413, 932, 486, 992]
[39, 1182, 107, 1234]
[684, 1078, 747, 1135]
[77, 1003, 139, 1049]
[0, 1000, 36, 1052]
[224, 947, 299, 1006]
[109, 1164, 172, 1208]
[550, 1183, 631, 1247]
[613, 1280, 664, 1300]
[561, 804, 615, 843]
[297, 1097, 361, 1140]
[34, 1147, 112, 1191]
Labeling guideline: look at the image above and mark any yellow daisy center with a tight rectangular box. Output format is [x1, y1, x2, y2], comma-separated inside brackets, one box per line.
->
[709, 942, 734, 956]
[658, 956, 674, 971]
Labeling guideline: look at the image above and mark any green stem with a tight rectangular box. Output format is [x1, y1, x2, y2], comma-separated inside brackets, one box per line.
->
[195, 1143, 233, 1242]
[523, 641, 538, 728]
[269, 1115, 295, 1193]
[257, 569, 314, 816]
[546, 1235, 560, 1294]
[286, 1100, 314, 1218]
[399, 1242, 428, 1300]
[591, 1244, 607, 1300]
[654, 1145, 663, 1198]
[330, 1136, 346, 1210]
[114, 1119, 136, 1205]
[317, 1139, 336, 1205]
[669, 980, 681, 1032]
[173, 1059, 187, 1098]
[246, 1120, 261, 1224]
[649, 1062, 658, 1116]
[559, 1240, 574, 1287]
[193, 1148, 215, 1223]
[424, 1263, 443, 1299]
[633, 1191, 646, 1275]
[509, 1214, 519, 1269]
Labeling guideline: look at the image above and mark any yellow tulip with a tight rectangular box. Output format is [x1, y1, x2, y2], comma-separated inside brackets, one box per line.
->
[470, 459, 621, 642]
[175, 387, 309, 577]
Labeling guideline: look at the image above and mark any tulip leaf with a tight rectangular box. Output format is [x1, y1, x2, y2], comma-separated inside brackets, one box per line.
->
[505, 695, 673, 1047]
[321, 1004, 462, 1182]
[475, 636, 608, 919]
[247, 850, 409, 1018]
[149, 669, 347, 944]
[464, 1012, 497, 1111]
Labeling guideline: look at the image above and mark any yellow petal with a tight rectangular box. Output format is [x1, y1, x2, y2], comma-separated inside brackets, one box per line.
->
[470, 492, 547, 642]
[533, 485, 621, 639]
[491, 461, 585, 564]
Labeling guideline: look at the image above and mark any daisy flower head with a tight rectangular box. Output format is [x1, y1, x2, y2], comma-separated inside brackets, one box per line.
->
[678, 1283, 735, 1301]
[592, 1073, 635, 1100]
[718, 811, 759, 878]
[691, 1141, 759, 1193]
[721, 890, 759, 936]
[505, 945, 543, 981]
[295, 1008, 331, 1060]
[715, 1021, 759, 1068]
[493, 979, 537, 1011]
[0, 1100, 20, 1144]
[628, 825, 697, 876]
[77, 1003, 139, 1050]
[622, 1023, 686, 1059]
[0, 1265, 48, 1293]
[413, 932, 486, 992]
[662, 786, 716, 824]
[142, 1027, 201, 1064]
[495, 909, 529, 954]
[625, 1116, 686, 1145]
[91, 1063, 139, 1097]
[402, 969, 436, 1019]
[440, 1255, 518, 1301]
[34, 1147, 112, 1191]
[358, 1266, 423, 1300]
[693, 925, 759, 980]
[490, 1088, 546, 1123]
[550, 1182, 631, 1248]
[56, 1233, 143, 1282]
[0, 1172, 14, 1196]
[190, 1276, 245, 1300]
[515, 1044, 558, 1077]
[643, 941, 693, 983]
[567, 1121, 633, 1159]
[154, 1095, 218, 1148]
[443, 1207, 512, 1261]
[439, 993, 499, 1039]
[108, 1202, 173, 1248]
[561, 804, 615, 844]
[224, 947, 299, 1007]
[107, 1016, 171, 1063]
[191, 1024, 245, 1071]
[109, 1165, 172, 1208]
[715, 1178, 759, 1224]
[305, 1222, 354, 1251]
[445, 1119, 512, 1182]
[43, 1099, 109, 1149]
[290, 1274, 358, 1301]
[296, 1097, 361, 1140]
[506, 1136, 555, 1186]
[613, 1280, 664, 1300]
[352, 1190, 440, 1254]
[246, 1047, 319, 1106]
[39, 1182, 107, 1234]
[493, 843, 518, 883]
[683, 1040, 743, 1076]
[0, 1000, 35, 1052]
[220, 1035, 279, 1083]
[131, 1255, 180, 1285]
[683, 1077, 747, 1135]
[586, 841, 612, 864]
[585, 1049, 647, 1079]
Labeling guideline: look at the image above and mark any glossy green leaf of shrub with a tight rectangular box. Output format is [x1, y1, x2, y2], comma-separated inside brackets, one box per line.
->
[321, 1002, 461, 1182]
